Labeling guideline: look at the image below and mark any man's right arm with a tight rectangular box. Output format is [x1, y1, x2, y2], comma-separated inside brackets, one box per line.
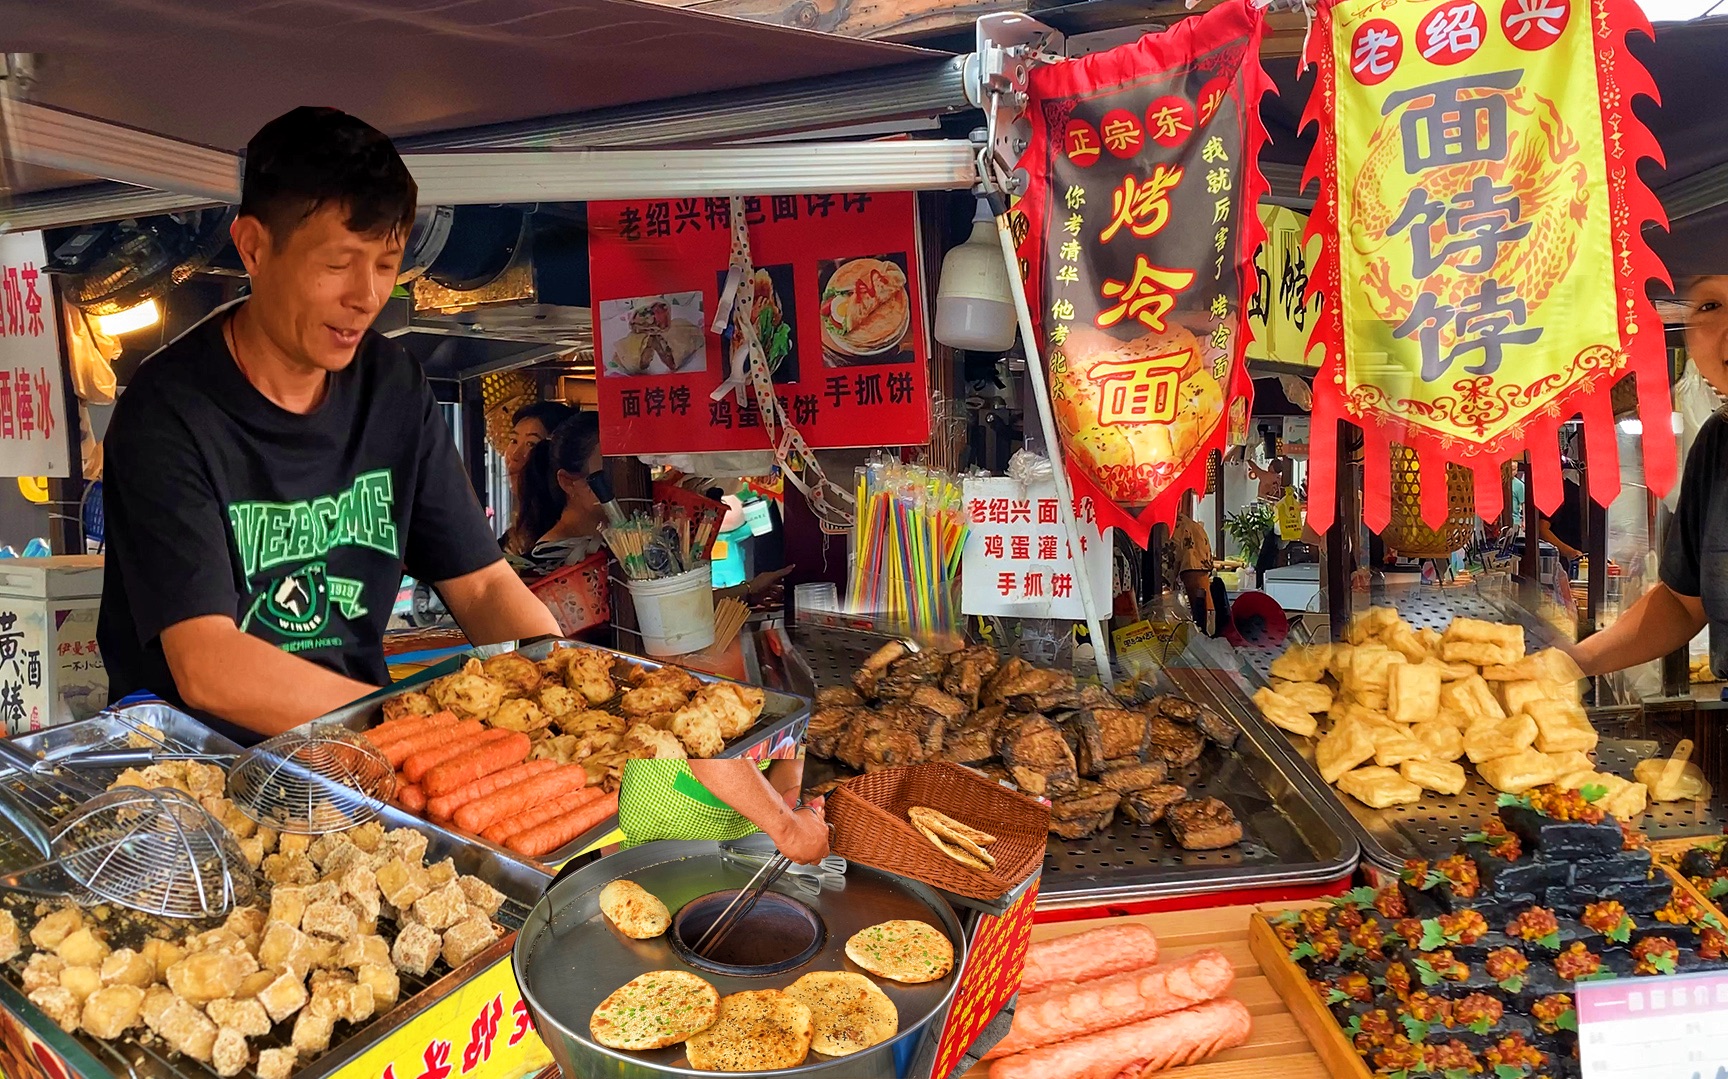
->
[159, 616, 377, 738]
[1569, 583, 1706, 677]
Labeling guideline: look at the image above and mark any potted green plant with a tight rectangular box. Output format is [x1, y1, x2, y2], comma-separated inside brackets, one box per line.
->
[1224, 502, 1277, 568]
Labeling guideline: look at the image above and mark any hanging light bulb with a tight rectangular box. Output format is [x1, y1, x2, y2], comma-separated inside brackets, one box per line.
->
[95, 299, 161, 336]
[934, 196, 1018, 353]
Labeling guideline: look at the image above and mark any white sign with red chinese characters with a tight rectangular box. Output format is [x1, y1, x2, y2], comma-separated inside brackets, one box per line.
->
[1577, 968, 1728, 1077]
[961, 476, 1113, 620]
[0, 232, 65, 479]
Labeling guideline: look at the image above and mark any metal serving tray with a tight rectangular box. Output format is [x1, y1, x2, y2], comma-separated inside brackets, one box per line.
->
[318, 639, 812, 867]
[0, 704, 552, 1079]
[789, 629, 1360, 909]
[1229, 588, 1728, 871]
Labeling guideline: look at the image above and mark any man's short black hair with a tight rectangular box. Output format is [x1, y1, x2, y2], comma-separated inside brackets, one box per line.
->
[239, 106, 416, 246]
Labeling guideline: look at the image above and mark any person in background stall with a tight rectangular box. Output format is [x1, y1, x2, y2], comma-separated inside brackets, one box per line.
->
[517, 413, 608, 572]
[501, 400, 575, 556]
[1169, 494, 1219, 634]
[97, 107, 559, 743]
[1537, 472, 1586, 573]
[1571, 275, 1728, 678]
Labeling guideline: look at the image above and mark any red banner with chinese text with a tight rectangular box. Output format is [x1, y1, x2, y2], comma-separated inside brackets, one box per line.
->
[1300, 0, 1671, 532]
[587, 194, 932, 456]
[1013, 1, 1273, 547]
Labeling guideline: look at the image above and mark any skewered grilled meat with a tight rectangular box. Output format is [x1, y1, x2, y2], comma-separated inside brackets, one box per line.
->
[806, 706, 866, 761]
[1146, 717, 1205, 769]
[942, 705, 1007, 765]
[1166, 798, 1243, 850]
[1097, 760, 1169, 793]
[941, 646, 1001, 708]
[1122, 784, 1188, 825]
[816, 686, 864, 709]
[1191, 706, 1240, 748]
[1153, 696, 1202, 722]
[1075, 709, 1151, 773]
[852, 641, 908, 697]
[997, 716, 1079, 797]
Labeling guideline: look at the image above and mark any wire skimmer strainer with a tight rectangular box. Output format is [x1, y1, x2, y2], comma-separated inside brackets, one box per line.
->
[34, 725, 396, 836]
[224, 725, 396, 835]
[0, 785, 254, 919]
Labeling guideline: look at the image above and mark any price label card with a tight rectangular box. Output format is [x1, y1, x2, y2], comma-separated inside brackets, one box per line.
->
[1579, 971, 1728, 1077]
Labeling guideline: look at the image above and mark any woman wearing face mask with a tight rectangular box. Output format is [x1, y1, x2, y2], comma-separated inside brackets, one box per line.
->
[517, 412, 608, 571]
[1571, 276, 1728, 678]
[501, 401, 575, 556]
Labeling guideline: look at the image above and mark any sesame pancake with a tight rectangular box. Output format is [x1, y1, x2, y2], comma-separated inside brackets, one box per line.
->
[684, 990, 814, 1071]
[844, 920, 954, 984]
[784, 971, 899, 1057]
[590, 970, 719, 1051]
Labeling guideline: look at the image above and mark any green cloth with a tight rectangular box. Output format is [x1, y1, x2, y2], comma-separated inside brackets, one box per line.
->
[616, 759, 770, 846]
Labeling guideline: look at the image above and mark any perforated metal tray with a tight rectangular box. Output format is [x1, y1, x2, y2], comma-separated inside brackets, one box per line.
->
[789, 628, 1360, 908]
[0, 704, 552, 1079]
[1231, 588, 1728, 871]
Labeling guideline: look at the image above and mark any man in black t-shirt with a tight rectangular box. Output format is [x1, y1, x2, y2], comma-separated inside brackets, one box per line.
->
[1537, 477, 1585, 566]
[98, 108, 559, 742]
[1573, 275, 1728, 678]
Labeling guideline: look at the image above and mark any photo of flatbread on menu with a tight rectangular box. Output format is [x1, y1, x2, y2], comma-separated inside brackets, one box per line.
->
[1051, 322, 1224, 505]
[818, 254, 913, 365]
[600, 292, 707, 376]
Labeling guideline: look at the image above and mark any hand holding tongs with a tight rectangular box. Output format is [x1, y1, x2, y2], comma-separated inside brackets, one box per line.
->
[691, 851, 793, 959]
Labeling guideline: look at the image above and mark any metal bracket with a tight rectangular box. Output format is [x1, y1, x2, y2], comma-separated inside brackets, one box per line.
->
[973, 12, 1064, 199]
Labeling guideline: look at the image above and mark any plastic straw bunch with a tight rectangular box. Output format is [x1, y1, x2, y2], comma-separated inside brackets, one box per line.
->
[847, 459, 968, 639]
[602, 507, 720, 581]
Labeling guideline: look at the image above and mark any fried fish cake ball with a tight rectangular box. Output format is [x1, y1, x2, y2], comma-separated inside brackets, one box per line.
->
[559, 648, 618, 705]
[483, 653, 543, 699]
[431, 659, 505, 720]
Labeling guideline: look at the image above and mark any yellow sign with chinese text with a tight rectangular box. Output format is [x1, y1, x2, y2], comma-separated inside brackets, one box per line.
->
[1245, 205, 1323, 366]
[1329, 0, 1618, 447]
[342, 952, 553, 1079]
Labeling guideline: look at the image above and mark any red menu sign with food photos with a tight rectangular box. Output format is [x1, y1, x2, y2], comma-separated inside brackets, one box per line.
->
[587, 194, 932, 455]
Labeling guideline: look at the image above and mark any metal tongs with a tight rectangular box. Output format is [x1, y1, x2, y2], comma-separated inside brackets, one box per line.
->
[720, 844, 846, 898]
[691, 851, 793, 959]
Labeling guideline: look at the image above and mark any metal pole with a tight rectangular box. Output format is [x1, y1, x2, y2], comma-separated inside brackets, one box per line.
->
[992, 213, 1113, 686]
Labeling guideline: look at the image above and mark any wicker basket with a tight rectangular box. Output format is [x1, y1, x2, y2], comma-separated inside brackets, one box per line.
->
[1381, 443, 1475, 558]
[827, 763, 1048, 901]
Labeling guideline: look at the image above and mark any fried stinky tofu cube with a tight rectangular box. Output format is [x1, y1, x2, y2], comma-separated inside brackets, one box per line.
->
[22, 953, 63, 993]
[341, 865, 381, 923]
[382, 828, 429, 866]
[302, 881, 341, 907]
[142, 984, 177, 1028]
[269, 886, 307, 931]
[237, 835, 266, 870]
[207, 997, 271, 1037]
[224, 907, 268, 949]
[356, 962, 400, 1010]
[412, 882, 469, 931]
[28, 985, 81, 1033]
[261, 853, 318, 886]
[426, 858, 458, 888]
[257, 1047, 298, 1079]
[81, 984, 145, 1039]
[341, 982, 376, 1024]
[58, 965, 101, 1004]
[160, 998, 220, 1061]
[291, 1010, 335, 1055]
[391, 921, 441, 977]
[167, 951, 250, 1004]
[211, 1027, 250, 1078]
[0, 909, 20, 963]
[441, 917, 501, 968]
[316, 838, 362, 879]
[102, 947, 156, 989]
[349, 821, 385, 853]
[184, 761, 225, 799]
[220, 803, 258, 840]
[256, 827, 281, 856]
[307, 977, 351, 1021]
[29, 907, 84, 951]
[259, 922, 314, 976]
[339, 934, 391, 971]
[301, 899, 359, 941]
[256, 971, 309, 1024]
[376, 857, 430, 909]
[236, 970, 278, 1001]
[141, 937, 187, 981]
[277, 833, 312, 859]
[456, 876, 506, 919]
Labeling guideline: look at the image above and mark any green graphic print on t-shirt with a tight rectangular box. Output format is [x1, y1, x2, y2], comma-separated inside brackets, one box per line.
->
[226, 470, 399, 651]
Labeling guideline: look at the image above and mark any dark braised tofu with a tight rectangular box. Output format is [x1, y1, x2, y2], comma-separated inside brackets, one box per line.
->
[1097, 760, 1169, 793]
[815, 686, 864, 710]
[851, 641, 908, 697]
[1145, 717, 1206, 768]
[983, 658, 1032, 706]
[994, 667, 1076, 703]
[1166, 798, 1243, 850]
[997, 716, 1079, 798]
[1075, 709, 1151, 770]
[941, 646, 1001, 708]
[942, 706, 1007, 765]
[1121, 784, 1188, 825]
[1050, 810, 1117, 839]
[1154, 696, 1202, 722]
[805, 707, 864, 760]
[1192, 706, 1240, 748]
[1051, 782, 1123, 821]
